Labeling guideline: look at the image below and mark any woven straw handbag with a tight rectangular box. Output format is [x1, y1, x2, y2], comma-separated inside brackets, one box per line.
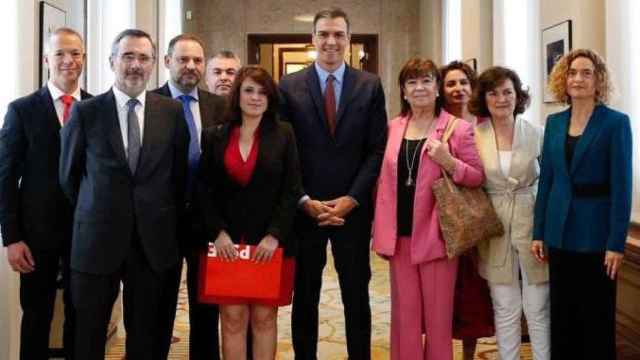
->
[432, 117, 504, 258]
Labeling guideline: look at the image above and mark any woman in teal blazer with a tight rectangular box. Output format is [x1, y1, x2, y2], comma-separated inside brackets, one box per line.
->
[532, 49, 633, 360]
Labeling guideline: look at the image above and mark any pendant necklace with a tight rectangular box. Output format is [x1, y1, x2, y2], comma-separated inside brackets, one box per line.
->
[404, 138, 425, 187]
[404, 118, 435, 187]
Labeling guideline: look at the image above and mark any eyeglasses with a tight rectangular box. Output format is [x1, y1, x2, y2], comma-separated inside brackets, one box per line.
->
[119, 53, 154, 65]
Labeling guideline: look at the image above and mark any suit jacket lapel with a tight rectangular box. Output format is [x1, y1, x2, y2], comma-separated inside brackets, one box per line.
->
[105, 90, 128, 171]
[138, 92, 163, 176]
[335, 66, 355, 127]
[246, 120, 276, 189]
[39, 87, 62, 132]
[198, 89, 214, 130]
[305, 67, 332, 136]
[506, 117, 523, 180]
[554, 110, 570, 178]
[570, 105, 604, 174]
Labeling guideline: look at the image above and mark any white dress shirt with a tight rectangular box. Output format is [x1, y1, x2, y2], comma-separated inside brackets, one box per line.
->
[167, 81, 202, 145]
[112, 86, 146, 154]
[47, 81, 81, 125]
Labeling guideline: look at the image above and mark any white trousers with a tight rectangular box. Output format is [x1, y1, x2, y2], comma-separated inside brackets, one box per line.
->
[488, 252, 550, 360]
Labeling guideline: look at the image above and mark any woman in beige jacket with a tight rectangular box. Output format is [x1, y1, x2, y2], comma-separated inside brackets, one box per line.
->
[469, 66, 550, 360]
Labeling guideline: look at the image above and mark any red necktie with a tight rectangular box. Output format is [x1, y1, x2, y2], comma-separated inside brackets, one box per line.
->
[324, 75, 337, 136]
[61, 95, 74, 124]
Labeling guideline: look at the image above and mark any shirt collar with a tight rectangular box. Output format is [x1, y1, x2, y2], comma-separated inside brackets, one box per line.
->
[112, 85, 146, 110]
[47, 80, 81, 102]
[314, 62, 346, 85]
[167, 81, 199, 101]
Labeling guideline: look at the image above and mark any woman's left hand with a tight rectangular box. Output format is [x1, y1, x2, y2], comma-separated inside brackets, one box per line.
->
[254, 234, 279, 263]
[604, 250, 624, 280]
[426, 138, 456, 173]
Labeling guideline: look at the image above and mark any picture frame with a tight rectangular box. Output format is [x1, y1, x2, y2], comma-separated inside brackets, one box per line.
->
[39, 1, 67, 87]
[542, 20, 572, 103]
[463, 58, 477, 72]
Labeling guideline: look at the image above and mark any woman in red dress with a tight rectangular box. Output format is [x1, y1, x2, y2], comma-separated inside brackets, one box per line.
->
[198, 65, 302, 360]
[439, 61, 495, 360]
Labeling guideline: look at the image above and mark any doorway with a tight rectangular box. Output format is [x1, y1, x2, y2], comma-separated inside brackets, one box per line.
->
[247, 34, 378, 82]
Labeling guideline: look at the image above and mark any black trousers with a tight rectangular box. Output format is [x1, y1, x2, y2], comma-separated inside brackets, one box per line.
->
[155, 250, 221, 360]
[71, 240, 173, 360]
[19, 247, 74, 360]
[292, 217, 372, 360]
[548, 247, 617, 360]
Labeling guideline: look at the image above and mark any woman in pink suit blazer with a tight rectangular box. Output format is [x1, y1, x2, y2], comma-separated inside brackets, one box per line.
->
[372, 57, 484, 360]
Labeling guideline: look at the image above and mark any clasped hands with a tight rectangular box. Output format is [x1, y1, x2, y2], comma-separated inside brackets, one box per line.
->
[303, 196, 356, 227]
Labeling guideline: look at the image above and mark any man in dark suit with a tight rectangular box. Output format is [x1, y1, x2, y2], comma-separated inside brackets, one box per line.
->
[59, 29, 189, 360]
[278, 8, 387, 360]
[152, 33, 225, 360]
[0, 27, 90, 360]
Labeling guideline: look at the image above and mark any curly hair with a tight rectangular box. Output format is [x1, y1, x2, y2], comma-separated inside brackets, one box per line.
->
[439, 60, 477, 101]
[398, 57, 442, 117]
[468, 66, 530, 118]
[547, 48, 612, 104]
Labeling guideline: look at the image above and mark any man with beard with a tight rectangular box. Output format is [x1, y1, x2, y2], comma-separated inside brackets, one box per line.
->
[59, 29, 190, 360]
[152, 33, 225, 360]
[0, 27, 91, 360]
[205, 50, 241, 96]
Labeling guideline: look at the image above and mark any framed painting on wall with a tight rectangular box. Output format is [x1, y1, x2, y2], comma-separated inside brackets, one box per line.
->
[39, 1, 67, 87]
[542, 20, 572, 103]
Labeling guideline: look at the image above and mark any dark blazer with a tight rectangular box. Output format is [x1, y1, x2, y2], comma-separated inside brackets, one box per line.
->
[151, 83, 226, 248]
[0, 86, 92, 250]
[533, 104, 633, 253]
[278, 65, 387, 217]
[198, 119, 302, 256]
[59, 89, 190, 274]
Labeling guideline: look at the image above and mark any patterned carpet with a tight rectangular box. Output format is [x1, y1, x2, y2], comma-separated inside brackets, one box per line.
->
[105, 250, 532, 359]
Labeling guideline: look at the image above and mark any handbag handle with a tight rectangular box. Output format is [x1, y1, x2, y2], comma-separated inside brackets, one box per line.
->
[438, 116, 460, 187]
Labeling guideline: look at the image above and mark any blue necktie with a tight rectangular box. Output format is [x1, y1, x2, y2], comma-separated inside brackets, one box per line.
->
[178, 95, 200, 194]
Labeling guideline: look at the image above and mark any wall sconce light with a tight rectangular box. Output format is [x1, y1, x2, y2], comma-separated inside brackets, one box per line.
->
[306, 45, 317, 60]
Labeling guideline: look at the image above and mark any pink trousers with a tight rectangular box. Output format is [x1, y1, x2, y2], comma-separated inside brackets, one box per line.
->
[390, 237, 458, 360]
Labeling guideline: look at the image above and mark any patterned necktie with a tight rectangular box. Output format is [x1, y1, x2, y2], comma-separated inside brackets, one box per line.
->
[324, 75, 337, 136]
[178, 95, 200, 194]
[61, 95, 74, 124]
[126, 99, 141, 174]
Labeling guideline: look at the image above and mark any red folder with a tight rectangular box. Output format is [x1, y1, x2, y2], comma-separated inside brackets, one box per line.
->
[198, 243, 295, 306]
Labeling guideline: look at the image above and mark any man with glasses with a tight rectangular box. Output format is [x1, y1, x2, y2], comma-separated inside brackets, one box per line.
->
[59, 29, 190, 360]
[278, 8, 387, 360]
[0, 27, 91, 360]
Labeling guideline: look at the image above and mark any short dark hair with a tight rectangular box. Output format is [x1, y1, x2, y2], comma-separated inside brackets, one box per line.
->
[207, 50, 241, 67]
[313, 8, 350, 34]
[468, 66, 531, 118]
[398, 57, 442, 117]
[167, 33, 205, 56]
[439, 60, 477, 102]
[225, 66, 279, 126]
[110, 29, 156, 59]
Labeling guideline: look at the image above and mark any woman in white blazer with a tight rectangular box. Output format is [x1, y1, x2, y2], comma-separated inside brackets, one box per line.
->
[468, 66, 550, 360]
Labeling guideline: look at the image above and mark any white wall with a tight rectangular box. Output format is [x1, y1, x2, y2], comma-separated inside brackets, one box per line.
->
[606, 0, 640, 221]
[461, 0, 492, 72]
[539, 0, 605, 120]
